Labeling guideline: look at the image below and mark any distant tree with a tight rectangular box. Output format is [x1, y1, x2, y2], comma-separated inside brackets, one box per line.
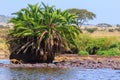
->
[66, 8, 96, 27]
[0, 15, 11, 23]
[116, 24, 120, 27]
[86, 28, 97, 33]
[116, 24, 120, 32]
[96, 23, 112, 27]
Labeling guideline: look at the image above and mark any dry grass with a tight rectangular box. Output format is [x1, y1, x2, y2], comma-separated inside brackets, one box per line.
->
[0, 28, 9, 51]
[91, 31, 120, 37]
[0, 38, 8, 50]
[83, 31, 120, 41]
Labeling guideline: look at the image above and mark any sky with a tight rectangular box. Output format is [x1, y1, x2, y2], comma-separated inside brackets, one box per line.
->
[0, 0, 120, 25]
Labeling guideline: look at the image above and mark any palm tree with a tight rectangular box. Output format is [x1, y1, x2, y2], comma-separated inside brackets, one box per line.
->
[9, 2, 81, 63]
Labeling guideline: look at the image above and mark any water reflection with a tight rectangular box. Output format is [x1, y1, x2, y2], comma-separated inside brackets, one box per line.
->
[0, 68, 12, 80]
[0, 59, 10, 64]
[11, 68, 69, 80]
[0, 67, 120, 80]
[0, 60, 120, 80]
[0, 67, 70, 80]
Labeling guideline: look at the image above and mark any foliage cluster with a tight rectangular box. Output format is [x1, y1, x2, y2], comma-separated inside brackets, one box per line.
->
[115, 28, 120, 32]
[9, 3, 81, 63]
[66, 8, 96, 26]
[108, 29, 114, 32]
[86, 28, 97, 33]
[76, 35, 120, 56]
[96, 23, 112, 27]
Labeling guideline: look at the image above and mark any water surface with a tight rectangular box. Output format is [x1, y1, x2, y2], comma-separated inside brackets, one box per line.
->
[0, 60, 120, 80]
[0, 67, 120, 80]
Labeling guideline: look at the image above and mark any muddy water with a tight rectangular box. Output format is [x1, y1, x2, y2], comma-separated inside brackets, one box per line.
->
[0, 60, 120, 80]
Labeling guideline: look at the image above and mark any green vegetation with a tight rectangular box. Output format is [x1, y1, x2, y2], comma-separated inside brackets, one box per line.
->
[75, 34, 120, 56]
[86, 28, 97, 33]
[9, 3, 81, 63]
[97, 48, 120, 56]
[108, 29, 114, 32]
[0, 23, 119, 59]
[0, 3, 119, 62]
[78, 50, 89, 56]
[66, 8, 96, 26]
[96, 23, 112, 27]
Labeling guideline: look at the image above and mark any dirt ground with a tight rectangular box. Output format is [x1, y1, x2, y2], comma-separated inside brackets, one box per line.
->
[1, 54, 120, 69]
[54, 54, 120, 62]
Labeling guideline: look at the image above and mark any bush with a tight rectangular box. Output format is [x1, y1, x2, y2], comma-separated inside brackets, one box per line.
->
[78, 50, 89, 56]
[115, 28, 120, 32]
[86, 37, 116, 54]
[72, 33, 120, 56]
[74, 34, 92, 50]
[108, 29, 114, 32]
[109, 42, 120, 50]
[109, 43, 118, 49]
[86, 28, 97, 33]
[118, 42, 120, 50]
[97, 48, 120, 56]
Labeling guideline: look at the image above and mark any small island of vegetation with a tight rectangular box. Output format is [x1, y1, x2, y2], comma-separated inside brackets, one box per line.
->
[0, 2, 120, 69]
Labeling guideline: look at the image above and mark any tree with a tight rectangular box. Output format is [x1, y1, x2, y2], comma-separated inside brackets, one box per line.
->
[96, 23, 112, 27]
[66, 8, 96, 27]
[116, 24, 120, 27]
[9, 3, 81, 63]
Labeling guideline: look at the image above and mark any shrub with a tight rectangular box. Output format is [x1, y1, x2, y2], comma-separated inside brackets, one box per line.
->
[118, 42, 120, 50]
[86, 46, 99, 55]
[97, 50, 108, 56]
[109, 42, 120, 51]
[86, 28, 97, 33]
[108, 29, 114, 32]
[74, 34, 92, 50]
[97, 48, 120, 56]
[96, 23, 112, 27]
[115, 28, 120, 32]
[109, 43, 118, 49]
[78, 50, 89, 56]
[86, 37, 116, 54]
[73, 33, 120, 56]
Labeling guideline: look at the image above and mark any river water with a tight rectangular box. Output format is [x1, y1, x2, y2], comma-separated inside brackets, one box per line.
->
[0, 60, 120, 80]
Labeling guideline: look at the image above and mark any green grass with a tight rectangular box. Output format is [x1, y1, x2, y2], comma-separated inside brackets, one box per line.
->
[75, 33, 120, 56]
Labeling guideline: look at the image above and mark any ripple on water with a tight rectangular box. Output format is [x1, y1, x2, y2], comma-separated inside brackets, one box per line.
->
[0, 60, 120, 80]
[0, 67, 120, 80]
[0, 59, 10, 64]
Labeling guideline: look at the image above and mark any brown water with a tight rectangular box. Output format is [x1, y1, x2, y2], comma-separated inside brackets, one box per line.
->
[0, 60, 120, 80]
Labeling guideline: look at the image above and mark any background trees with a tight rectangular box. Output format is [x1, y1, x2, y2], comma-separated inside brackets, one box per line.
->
[9, 3, 81, 63]
[66, 8, 96, 27]
[96, 23, 112, 27]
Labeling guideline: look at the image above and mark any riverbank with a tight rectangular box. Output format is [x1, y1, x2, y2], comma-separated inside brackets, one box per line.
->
[55, 54, 120, 69]
[0, 54, 120, 70]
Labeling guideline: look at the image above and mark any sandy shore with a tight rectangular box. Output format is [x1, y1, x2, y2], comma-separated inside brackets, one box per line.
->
[0, 54, 120, 69]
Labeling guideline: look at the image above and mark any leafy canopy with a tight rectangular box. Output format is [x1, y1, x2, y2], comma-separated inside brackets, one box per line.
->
[9, 2, 81, 63]
[66, 8, 96, 26]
